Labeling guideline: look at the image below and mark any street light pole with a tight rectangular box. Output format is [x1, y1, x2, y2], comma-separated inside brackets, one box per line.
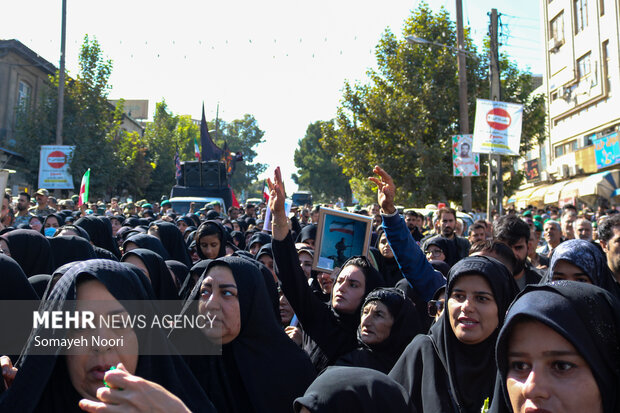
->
[455, 0, 472, 212]
[56, 0, 66, 146]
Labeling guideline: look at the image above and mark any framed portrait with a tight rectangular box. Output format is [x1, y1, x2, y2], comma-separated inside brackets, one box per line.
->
[312, 207, 373, 273]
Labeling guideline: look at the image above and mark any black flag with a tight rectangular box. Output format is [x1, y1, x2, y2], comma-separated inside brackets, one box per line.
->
[200, 103, 223, 161]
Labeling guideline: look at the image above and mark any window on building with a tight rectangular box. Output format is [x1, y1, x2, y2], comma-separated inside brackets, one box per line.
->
[17, 81, 32, 108]
[600, 0, 604, 15]
[603, 40, 611, 94]
[550, 12, 564, 42]
[554, 140, 579, 158]
[577, 52, 591, 79]
[555, 144, 564, 158]
[574, 0, 588, 34]
[551, 90, 559, 101]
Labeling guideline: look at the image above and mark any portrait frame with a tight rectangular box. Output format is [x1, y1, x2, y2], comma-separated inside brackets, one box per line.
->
[312, 207, 373, 273]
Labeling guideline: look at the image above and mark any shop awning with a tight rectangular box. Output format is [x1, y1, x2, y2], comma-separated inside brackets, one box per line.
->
[529, 184, 552, 205]
[513, 186, 538, 209]
[544, 180, 570, 204]
[579, 170, 620, 201]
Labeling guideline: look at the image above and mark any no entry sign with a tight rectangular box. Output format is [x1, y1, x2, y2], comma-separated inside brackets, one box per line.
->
[39, 146, 75, 189]
[472, 99, 523, 156]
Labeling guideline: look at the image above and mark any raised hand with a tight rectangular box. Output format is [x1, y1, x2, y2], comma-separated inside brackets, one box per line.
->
[368, 165, 397, 215]
[267, 167, 286, 218]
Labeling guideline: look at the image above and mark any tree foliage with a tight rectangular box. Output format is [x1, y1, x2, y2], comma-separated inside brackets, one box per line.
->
[293, 121, 352, 203]
[321, 2, 546, 209]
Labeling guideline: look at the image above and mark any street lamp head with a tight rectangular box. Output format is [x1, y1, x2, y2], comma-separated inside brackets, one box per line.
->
[405, 35, 431, 45]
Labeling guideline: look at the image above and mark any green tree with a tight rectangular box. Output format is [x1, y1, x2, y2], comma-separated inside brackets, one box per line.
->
[322, 2, 546, 208]
[292, 121, 352, 203]
[14, 35, 119, 197]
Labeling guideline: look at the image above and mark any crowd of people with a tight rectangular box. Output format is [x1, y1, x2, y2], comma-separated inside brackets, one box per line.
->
[0, 165, 618, 412]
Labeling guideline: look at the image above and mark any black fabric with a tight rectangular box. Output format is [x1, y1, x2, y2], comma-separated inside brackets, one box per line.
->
[491, 281, 620, 413]
[174, 256, 316, 413]
[1, 259, 216, 413]
[150, 221, 192, 267]
[59, 225, 91, 242]
[390, 255, 519, 413]
[395, 278, 432, 333]
[233, 251, 281, 324]
[28, 274, 52, 300]
[296, 224, 317, 244]
[165, 259, 189, 288]
[273, 232, 385, 372]
[294, 366, 411, 413]
[74, 216, 121, 258]
[1, 229, 54, 277]
[424, 236, 456, 267]
[370, 246, 405, 288]
[246, 231, 271, 252]
[123, 233, 170, 261]
[230, 230, 245, 250]
[0, 255, 38, 300]
[195, 221, 228, 260]
[337, 287, 423, 374]
[93, 246, 119, 261]
[178, 260, 211, 300]
[121, 248, 180, 300]
[254, 242, 273, 260]
[48, 235, 97, 271]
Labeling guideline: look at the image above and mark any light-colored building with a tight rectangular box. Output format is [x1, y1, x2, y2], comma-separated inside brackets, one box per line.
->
[511, 0, 620, 210]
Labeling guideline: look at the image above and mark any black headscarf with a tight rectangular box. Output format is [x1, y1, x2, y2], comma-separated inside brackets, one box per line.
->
[337, 287, 423, 374]
[165, 259, 189, 290]
[121, 248, 179, 300]
[123, 233, 170, 261]
[74, 216, 121, 258]
[2, 259, 216, 413]
[0, 229, 54, 277]
[0, 254, 38, 300]
[48, 235, 97, 271]
[230, 230, 246, 250]
[296, 224, 317, 244]
[425, 236, 456, 267]
[175, 256, 316, 413]
[246, 231, 271, 253]
[178, 260, 211, 301]
[491, 281, 620, 413]
[28, 274, 52, 299]
[195, 221, 228, 260]
[59, 224, 91, 242]
[150, 221, 192, 267]
[294, 366, 411, 413]
[390, 255, 519, 413]
[544, 238, 620, 297]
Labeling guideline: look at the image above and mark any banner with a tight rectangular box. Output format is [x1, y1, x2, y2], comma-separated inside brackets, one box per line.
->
[524, 159, 541, 182]
[472, 99, 523, 156]
[38, 145, 75, 189]
[594, 132, 620, 170]
[452, 134, 480, 176]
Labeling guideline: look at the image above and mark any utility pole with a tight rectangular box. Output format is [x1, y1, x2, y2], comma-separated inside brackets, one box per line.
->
[455, 0, 471, 212]
[56, 0, 67, 146]
[486, 8, 503, 219]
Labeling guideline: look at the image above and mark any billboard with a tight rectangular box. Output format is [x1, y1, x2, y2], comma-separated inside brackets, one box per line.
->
[452, 134, 480, 176]
[594, 132, 620, 170]
[472, 99, 523, 156]
[38, 145, 75, 189]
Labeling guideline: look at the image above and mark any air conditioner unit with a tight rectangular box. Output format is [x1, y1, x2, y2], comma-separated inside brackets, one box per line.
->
[540, 171, 550, 182]
[561, 85, 572, 101]
[568, 165, 581, 176]
[557, 164, 569, 179]
[548, 38, 562, 53]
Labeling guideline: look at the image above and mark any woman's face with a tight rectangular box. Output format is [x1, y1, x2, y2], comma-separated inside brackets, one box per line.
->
[232, 222, 241, 231]
[198, 265, 241, 345]
[298, 251, 313, 279]
[177, 221, 188, 233]
[258, 254, 277, 281]
[44, 216, 59, 229]
[551, 260, 593, 284]
[425, 245, 446, 262]
[30, 218, 42, 232]
[448, 274, 498, 345]
[360, 301, 394, 345]
[122, 255, 150, 280]
[506, 320, 602, 413]
[279, 291, 295, 325]
[65, 280, 138, 400]
[331, 265, 366, 314]
[317, 272, 334, 295]
[378, 233, 394, 259]
[110, 219, 121, 236]
[199, 234, 221, 260]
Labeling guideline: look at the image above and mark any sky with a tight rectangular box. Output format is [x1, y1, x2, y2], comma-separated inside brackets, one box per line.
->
[1, 0, 543, 193]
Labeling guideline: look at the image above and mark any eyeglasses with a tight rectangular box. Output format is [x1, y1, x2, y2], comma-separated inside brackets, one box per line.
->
[427, 300, 444, 317]
[425, 249, 443, 257]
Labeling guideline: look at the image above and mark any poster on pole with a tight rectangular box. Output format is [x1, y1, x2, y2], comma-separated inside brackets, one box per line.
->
[472, 99, 523, 156]
[452, 134, 480, 176]
[38, 145, 75, 189]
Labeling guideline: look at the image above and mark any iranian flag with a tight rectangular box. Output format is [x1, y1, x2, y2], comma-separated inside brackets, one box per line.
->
[194, 137, 201, 161]
[263, 180, 270, 202]
[329, 221, 354, 235]
[78, 169, 90, 207]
